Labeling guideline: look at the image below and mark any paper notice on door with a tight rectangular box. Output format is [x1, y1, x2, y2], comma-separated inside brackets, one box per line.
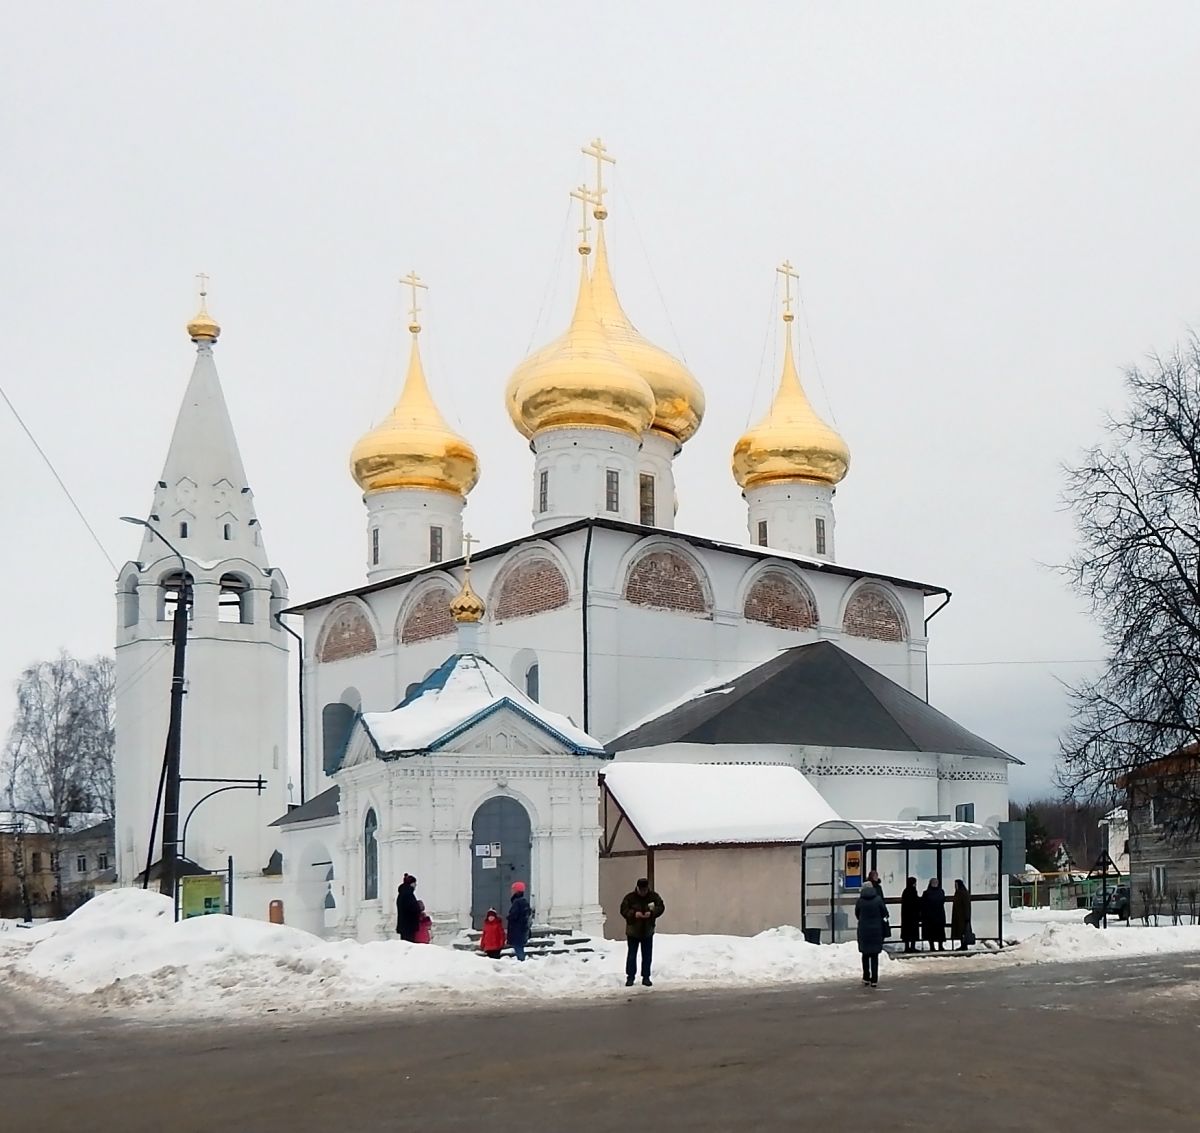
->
[475, 844, 491, 857]
[490, 842, 502, 857]
[481, 857, 497, 869]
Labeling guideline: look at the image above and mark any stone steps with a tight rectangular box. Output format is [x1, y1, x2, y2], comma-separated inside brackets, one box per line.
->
[453, 924, 596, 959]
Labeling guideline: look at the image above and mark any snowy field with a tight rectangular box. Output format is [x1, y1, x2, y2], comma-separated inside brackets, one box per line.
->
[1, 891, 1198, 1022]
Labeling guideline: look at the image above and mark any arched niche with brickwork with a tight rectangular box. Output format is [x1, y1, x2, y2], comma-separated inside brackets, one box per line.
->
[315, 600, 379, 662]
[396, 583, 457, 644]
[742, 568, 817, 630]
[490, 553, 571, 623]
[623, 545, 712, 617]
[842, 584, 907, 643]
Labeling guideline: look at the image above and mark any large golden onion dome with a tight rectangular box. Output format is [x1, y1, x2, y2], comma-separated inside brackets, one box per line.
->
[732, 319, 849, 490]
[507, 258, 655, 439]
[590, 221, 704, 445]
[351, 332, 479, 496]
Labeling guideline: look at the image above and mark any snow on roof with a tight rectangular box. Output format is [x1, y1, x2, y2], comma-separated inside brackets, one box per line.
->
[361, 653, 604, 756]
[602, 762, 839, 846]
[805, 819, 1001, 845]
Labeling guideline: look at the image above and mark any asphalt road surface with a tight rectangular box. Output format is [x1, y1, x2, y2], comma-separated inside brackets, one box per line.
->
[2, 954, 1198, 1132]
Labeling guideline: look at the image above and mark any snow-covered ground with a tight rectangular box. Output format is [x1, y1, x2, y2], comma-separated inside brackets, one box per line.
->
[1, 892, 1198, 1021]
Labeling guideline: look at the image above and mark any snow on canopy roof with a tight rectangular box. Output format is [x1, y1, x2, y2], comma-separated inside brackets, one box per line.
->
[602, 762, 839, 846]
[361, 653, 604, 756]
[804, 819, 1001, 845]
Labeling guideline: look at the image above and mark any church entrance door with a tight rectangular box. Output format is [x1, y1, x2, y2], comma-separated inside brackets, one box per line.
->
[470, 797, 532, 929]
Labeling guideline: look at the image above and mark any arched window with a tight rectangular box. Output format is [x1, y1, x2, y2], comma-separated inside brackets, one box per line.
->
[843, 586, 906, 642]
[223, 523, 232, 541]
[157, 571, 193, 622]
[363, 809, 379, 901]
[121, 575, 140, 628]
[321, 702, 357, 775]
[525, 663, 540, 702]
[219, 574, 252, 624]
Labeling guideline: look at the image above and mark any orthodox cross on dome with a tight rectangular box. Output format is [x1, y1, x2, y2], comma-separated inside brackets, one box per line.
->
[195, 272, 211, 309]
[462, 530, 479, 569]
[581, 137, 615, 219]
[402, 270, 427, 334]
[570, 184, 601, 256]
[776, 260, 799, 324]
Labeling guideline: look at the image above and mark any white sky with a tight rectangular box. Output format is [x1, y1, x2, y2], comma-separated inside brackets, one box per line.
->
[3, 4, 1198, 799]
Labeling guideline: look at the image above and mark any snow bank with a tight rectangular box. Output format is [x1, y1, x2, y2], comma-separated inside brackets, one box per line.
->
[0, 891, 869, 1019]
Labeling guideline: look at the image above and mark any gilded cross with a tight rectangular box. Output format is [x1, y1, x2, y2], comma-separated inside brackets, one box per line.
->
[196, 272, 210, 307]
[776, 260, 799, 322]
[581, 137, 615, 218]
[462, 531, 479, 568]
[402, 270, 428, 332]
[570, 184, 600, 254]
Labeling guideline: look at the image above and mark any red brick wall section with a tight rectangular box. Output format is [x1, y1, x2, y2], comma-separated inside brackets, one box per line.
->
[316, 602, 378, 662]
[843, 588, 905, 642]
[399, 587, 456, 643]
[624, 550, 710, 615]
[493, 557, 570, 622]
[743, 571, 816, 630]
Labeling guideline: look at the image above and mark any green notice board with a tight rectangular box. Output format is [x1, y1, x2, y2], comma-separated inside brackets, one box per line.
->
[181, 874, 226, 919]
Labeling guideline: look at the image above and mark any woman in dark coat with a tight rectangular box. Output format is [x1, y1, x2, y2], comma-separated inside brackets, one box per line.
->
[900, 876, 921, 953]
[920, 878, 947, 951]
[854, 881, 887, 987]
[396, 874, 421, 942]
[507, 881, 532, 962]
[951, 879, 973, 950]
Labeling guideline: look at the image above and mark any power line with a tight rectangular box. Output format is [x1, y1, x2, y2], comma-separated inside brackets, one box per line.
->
[0, 382, 118, 573]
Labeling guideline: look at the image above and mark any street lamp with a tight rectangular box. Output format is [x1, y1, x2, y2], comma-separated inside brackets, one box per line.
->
[120, 516, 189, 902]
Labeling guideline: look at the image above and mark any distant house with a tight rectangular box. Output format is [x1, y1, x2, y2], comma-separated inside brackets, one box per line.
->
[0, 812, 114, 919]
[1119, 750, 1200, 906]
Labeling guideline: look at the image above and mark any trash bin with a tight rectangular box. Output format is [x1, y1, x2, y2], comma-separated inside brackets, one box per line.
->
[269, 899, 285, 925]
[803, 928, 821, 945]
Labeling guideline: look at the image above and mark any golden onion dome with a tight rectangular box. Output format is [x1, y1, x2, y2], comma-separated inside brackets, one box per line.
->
[350, 333, 480, 496]
[449, 569, 485, 623]
[187, 301, 220, 342]
[508, 259, 655, 439]
[590, 222, 704, 444]
[732, 320, 850, 490]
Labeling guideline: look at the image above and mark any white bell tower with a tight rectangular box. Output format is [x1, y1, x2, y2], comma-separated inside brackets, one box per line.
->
[113, 286, 289, 898]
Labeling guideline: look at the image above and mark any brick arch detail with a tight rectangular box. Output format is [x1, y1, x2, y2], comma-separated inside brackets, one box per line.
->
[743, 569, 817, 630]
[623, 547, 712, 616]
[842, 585, 906, 642]
[316, 600, 378, 662]
[491, 554, 570, 623]
[397, 584, 457, 644]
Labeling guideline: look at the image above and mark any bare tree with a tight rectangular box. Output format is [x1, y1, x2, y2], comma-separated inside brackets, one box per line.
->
[2, 652, 116, 913]
[1058, 337, 1200, 842]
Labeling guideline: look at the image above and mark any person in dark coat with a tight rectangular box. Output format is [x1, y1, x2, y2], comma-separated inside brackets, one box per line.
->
[951, 879, 973, 950]
[854, 881, 887, 986]
[920, 878, 947, 951]
[507, 881, 532, 961]
[396, 874, 421, 942]
[619, 878, 665, 987]
[867, 870, 890, 940]
[900, 876, 921, 953]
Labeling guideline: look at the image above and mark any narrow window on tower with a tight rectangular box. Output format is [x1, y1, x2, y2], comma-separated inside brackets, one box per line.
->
[179, 521, 189, 539]
[815, 517, 827, 555]
[639, 473, 656, 526]
[538, 469, 549, 514]
[429, 525, 443, 563]
[756, 520, 768, 547]
[371, 527, 380, 566]
[223, 523, 232, 541]
[606, 469, 620, 513]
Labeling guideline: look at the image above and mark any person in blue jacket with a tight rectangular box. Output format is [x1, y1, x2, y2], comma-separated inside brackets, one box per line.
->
[507, 881, 532, 961]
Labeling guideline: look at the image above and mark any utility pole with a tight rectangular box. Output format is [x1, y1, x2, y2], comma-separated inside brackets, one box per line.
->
[121, 516, 189, 901]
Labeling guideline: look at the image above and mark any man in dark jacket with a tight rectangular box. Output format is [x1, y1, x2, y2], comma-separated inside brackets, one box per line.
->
[920, 878, 947, 951]
[900, 876, 921, 953]
[507, 881, 532, 961]
[951, 879, 973, 950]
[619, 878, 665, 987]
[396, 874, 420, 942]
[854, 881, 887, 986]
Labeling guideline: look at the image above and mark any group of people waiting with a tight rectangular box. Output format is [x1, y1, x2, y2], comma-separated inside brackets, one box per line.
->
[855, 872, 974, 986]
[479, 881, 533, 960]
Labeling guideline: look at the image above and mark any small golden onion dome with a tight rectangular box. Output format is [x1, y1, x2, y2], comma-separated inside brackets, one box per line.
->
[507, 259, 655, 439]
[732, 322, 850, 490]
[590, 222, 705, 444]
[187, 302, 220, 342]
[449, 569, 486, 623]
[350, 334, 480, 496]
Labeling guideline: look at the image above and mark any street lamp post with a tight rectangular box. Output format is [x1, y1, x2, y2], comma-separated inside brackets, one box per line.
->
[121, 516, 189, 902]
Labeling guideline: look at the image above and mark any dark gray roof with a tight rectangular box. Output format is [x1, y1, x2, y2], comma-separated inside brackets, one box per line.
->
[270, 785, 340, 827]
[608, 640, 1017, 762]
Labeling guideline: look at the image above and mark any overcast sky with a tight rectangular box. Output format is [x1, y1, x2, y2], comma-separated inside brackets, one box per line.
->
[3, 4, 1198, 800]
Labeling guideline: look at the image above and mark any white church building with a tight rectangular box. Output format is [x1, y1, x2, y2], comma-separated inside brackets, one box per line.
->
[113, 142, 1014, 941]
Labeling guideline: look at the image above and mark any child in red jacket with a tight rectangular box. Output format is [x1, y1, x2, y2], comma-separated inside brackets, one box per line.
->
[415, 900, 433, 944]
[480, 908, 506, 958]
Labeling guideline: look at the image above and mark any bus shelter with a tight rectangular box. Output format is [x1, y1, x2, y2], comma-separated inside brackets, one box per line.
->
[801, 819, 1003, 945]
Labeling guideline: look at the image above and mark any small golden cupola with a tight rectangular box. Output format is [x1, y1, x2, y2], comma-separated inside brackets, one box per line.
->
[506, 183, 655, 441]
[732, 262, 850, 491]
[351, 273, 480, 497]
[187, 273, 221, 342]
